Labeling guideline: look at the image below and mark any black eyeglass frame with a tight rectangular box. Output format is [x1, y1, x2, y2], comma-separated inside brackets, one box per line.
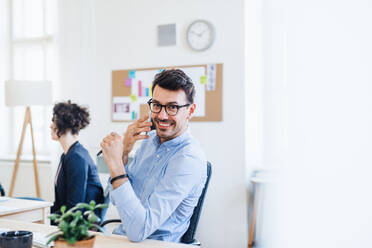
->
[147, 99, 191, 116]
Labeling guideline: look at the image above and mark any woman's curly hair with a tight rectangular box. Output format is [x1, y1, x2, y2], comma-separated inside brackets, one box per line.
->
[52, 100, 90, 138]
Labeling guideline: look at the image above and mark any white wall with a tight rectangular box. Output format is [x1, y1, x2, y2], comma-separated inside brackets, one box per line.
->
[243, 0, 372, 247]
[57, 0, 247, 247]
[0, 0, 9, 153]
[258, 0, 372, 247]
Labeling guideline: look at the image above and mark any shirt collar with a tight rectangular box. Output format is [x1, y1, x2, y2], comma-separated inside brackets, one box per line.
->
[152, 129, 191, 148]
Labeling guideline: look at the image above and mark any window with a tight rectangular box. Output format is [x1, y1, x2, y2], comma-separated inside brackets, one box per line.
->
[8, 0, 56, 156]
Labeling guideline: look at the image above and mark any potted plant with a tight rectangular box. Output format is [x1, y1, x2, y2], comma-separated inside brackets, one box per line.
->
[46, 200, 108, 248]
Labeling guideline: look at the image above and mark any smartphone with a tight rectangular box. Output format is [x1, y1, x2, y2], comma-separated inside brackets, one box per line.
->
[147, 111, 155, 134]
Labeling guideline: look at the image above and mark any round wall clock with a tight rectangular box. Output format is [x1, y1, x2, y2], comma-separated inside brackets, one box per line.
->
[186, 20, 215, 51]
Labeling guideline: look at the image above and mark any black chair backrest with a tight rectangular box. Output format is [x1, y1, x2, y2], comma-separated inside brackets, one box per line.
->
[0, 183, 5, 197]
[181, 161, 212, 244]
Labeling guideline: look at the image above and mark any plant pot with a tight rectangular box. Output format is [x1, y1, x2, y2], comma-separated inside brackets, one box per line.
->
[54, 236, 96, 248]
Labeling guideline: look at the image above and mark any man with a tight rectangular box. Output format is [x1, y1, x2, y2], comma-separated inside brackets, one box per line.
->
[100, 69, 207, 242]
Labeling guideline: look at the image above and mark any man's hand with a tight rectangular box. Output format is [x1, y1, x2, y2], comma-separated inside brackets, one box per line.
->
[100, 132, 126, 178]
[122, 113, 152, 163]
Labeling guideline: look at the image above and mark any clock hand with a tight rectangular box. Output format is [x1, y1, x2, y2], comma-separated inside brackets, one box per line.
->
[190, 30, 200, 36]
[199, 28, 209, 36]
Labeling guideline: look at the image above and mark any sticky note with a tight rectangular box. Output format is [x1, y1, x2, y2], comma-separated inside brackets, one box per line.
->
[200, 75, 207, 84]
[129, 70, 136, 79]
[125, 78, 132, 87]
[130, 94, 137, 102]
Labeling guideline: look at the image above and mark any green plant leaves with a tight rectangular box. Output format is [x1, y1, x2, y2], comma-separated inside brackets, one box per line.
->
[95, 203, 109, 209]
[75, 203, 93, 210]
[48, 213, 60, 221]
[46, 231, 63, 245]
[88, 213, 99, 223]
[60, 205, 66, 214]
[48, 200, 108, 245]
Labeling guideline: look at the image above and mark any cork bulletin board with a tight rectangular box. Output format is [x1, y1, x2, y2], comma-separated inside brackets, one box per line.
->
[111, 64, 223, 122]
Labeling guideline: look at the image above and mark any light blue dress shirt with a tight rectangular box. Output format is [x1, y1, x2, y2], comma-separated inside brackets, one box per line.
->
[109, 129, 207, 243]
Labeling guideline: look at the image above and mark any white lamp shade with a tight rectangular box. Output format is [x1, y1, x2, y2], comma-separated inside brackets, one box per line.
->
[5, 80, 52, 106]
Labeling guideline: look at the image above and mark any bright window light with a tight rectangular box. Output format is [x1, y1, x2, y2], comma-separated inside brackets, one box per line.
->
[7, 0, 56, 156]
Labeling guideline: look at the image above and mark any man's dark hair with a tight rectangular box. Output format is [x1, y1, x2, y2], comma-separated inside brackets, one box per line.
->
[52, 100, 90, 137]
[151, 69, 195, 104]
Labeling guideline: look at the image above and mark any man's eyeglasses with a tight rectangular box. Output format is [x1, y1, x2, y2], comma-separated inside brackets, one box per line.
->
[147, 99, 190, 116]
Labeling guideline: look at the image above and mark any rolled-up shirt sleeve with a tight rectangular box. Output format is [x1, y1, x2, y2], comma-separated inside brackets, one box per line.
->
[109, 154, 203, 242]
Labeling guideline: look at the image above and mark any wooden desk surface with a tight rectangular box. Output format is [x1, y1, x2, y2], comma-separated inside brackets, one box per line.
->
[0, 197, 52, 216]
[0, 219, 192, 248]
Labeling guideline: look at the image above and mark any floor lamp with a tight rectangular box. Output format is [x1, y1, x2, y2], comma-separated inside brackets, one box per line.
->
[5, 80, 52, 198]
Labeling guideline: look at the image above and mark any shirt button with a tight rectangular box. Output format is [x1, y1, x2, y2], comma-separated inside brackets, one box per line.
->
[167, 148, 170, 151]
[157, 154, 160, 158]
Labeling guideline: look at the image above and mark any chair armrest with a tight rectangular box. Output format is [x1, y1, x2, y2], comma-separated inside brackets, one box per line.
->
[100, 219, 122, 227]
[183, 239, 201, 246]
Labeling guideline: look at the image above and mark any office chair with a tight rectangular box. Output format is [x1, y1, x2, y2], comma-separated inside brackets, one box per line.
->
[0, 183, 5, 196]
[98, 185, 111, 226]
[180, 161, 212, 245]
[100, 161, 212, 246]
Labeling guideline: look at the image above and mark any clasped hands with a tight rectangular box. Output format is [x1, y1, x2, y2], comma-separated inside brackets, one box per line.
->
[100, 114, 153, 179]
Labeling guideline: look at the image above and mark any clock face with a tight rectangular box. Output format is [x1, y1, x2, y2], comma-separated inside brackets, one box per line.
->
[186, 20, 215, 51]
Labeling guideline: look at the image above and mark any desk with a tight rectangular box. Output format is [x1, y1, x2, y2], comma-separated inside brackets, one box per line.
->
[0, 219, 192, 248]
[0, 197, 52, 224]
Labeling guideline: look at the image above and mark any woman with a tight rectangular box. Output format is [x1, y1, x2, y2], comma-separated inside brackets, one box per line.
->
[50, 100, 104, 216]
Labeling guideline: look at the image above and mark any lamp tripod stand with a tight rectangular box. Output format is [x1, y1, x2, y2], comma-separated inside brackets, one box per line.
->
[8, 106, 41, 198]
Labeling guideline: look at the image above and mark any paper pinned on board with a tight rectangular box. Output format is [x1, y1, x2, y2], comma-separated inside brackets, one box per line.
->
[130, 94, 137, 102]
[112, 97, 132, 121]
[200, 75, 207, 85]
[206, 64, 216, 91]
[129, 70, 136, 79]
[125, 77, 132, 87]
